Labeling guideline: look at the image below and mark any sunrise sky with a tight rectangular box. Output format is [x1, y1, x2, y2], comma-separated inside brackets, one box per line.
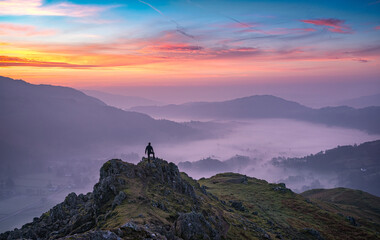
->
[0, 0, 379, 98]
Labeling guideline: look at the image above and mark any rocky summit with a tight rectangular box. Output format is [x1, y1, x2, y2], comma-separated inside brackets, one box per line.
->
[1, 158, 379, 240]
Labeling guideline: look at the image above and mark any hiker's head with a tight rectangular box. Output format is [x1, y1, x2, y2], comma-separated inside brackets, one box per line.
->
[148, 142, 151, 145]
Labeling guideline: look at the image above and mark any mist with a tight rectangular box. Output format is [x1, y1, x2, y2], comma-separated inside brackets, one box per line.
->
[116, 119, 379, 191]
[1, 76, 379, 233]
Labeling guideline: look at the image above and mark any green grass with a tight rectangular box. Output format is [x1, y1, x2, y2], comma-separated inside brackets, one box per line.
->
[58, 159, 380, 240]
[302, 188, 380, 233]
[199, 173, 379, 240]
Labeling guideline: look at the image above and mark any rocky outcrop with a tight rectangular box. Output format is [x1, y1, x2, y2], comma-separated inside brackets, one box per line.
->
[2, 157, 367, 240]
[302, 228, 325, 240]
[59, 222, 168, 240]
[229, 201, 246, 212]
[174, 212, 220, 240]
[138, 160, 197, 199]
[1, 192, 96, 239]
[0, 158, 205, 240]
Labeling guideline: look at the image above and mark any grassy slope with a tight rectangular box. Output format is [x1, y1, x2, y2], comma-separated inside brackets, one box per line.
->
[198, 173, 379, 240]
[4, 159, 379, 240]
[99, 165, 379, 239]
[302, 188, 380, 232]
[97, 159, 233, 238]
[98, 160, 267, 239]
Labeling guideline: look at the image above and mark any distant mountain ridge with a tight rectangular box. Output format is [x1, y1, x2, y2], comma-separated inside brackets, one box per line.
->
[0, 76, 200, 174]
[272, 140, 380, 196]
[178, 155, 253, 178]
[131, 95, 380, 134]
[1, 158, 379, 239]
[83, 89, 162, 109]
[133, 95, 310, 118]
[335, 93, 380, 108]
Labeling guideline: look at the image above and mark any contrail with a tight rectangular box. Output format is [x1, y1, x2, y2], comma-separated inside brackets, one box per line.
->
[137, 0, 195, 39]
[138, 0, 164, 16]
[187, 0, 267, 34]
[224, 15, 254, 28]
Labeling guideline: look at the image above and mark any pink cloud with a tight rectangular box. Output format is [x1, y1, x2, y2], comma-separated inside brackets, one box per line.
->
[375, 26, 380, 30]
[352, 58, 369, 63]
[0, 23, 56, 36]
[300, 18, 352, 34]
[210, 47, 261, 59]
[0, 0, 115, 17]
[294, 28, 316, 32]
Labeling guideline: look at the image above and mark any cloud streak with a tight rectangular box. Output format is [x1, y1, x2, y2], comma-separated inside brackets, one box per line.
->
[151, 44, 203, 52]
[301, 18, 352, 34]
[0, 23, 56, 36]
[0, 55, 96, 68]
[0, 0, 112, 17]
[137, 0, 196, 40]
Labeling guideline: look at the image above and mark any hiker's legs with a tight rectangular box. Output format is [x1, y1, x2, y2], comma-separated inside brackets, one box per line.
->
[152, 152, 155, 159]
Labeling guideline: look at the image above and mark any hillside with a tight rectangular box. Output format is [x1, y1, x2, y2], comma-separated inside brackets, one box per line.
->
[0, 76, 201, 174]
[272, 140, 380, 196]
[131, 95, 380, 134]
[178, 155, 253, 178]
[131, 95, 311, 119]
[1, 158, 379, 239]
[302, 188, 380, 231]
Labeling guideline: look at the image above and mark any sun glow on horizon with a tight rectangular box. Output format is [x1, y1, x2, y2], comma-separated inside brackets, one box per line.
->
[0, 0, 379, 87]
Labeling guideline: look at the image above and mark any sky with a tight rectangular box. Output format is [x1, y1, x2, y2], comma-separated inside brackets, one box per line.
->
[0, 0, 379, 103]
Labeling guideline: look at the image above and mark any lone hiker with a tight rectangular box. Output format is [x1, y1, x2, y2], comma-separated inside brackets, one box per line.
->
[145, 142, 155, 161]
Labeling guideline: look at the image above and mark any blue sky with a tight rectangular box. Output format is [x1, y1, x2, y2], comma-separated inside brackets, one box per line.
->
[0, 0, 379, 91]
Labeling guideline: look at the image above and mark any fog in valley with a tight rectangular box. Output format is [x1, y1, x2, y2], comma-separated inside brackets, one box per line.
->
[1, 77, 379, 232]
[3, 118, 378, 233]
[120, 119, 379, 190]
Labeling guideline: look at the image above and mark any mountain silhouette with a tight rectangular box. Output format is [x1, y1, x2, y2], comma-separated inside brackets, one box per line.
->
[0, 76, 200, 175]
[83, 90, 162, 109]
[335, 93, 380, 108]
[131, 95, 380, 134]
[1, 158, 379, 239]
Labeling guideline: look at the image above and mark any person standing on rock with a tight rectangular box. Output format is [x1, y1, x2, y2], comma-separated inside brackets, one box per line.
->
[145, 142, 155, 161]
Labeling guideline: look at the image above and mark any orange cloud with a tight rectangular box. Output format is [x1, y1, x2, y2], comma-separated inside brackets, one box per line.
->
[0, 0, 113, 17]
[0, 55, 96, 68]
[0, 23, 56, 36]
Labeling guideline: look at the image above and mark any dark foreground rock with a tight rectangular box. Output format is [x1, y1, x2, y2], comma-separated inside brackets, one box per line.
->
[0, 158, 225, 240]
[1, 158, 379, 240]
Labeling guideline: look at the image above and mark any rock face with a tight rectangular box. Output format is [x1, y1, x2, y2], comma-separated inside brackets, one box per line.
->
[174, 212, 219, 240]
[1, 158, 379, 240]
[3, 192, 96, 239]
[0, 158, 222, 240]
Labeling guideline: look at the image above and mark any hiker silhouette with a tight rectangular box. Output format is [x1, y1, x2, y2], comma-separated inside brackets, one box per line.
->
[145, 142, 155, 161]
